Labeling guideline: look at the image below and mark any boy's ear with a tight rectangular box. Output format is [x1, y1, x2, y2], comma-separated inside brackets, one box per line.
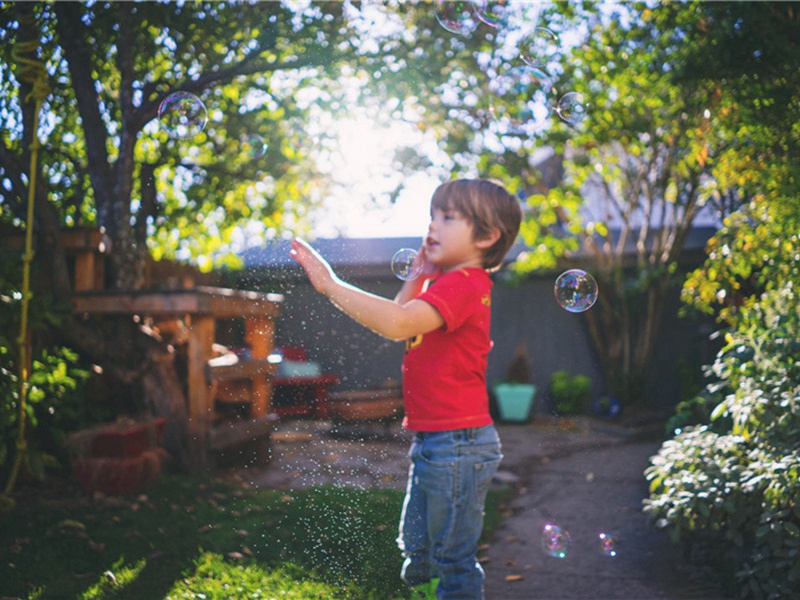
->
[475, 227, 501, 249]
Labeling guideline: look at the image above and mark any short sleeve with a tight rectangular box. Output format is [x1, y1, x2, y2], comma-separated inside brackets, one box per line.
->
[418, 270, 487, 332]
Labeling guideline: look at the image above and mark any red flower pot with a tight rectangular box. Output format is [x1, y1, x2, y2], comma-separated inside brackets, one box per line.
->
[68, 418, 168, 495]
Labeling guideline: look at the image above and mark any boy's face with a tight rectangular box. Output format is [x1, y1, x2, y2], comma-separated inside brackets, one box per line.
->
[425, 206, 487, 272]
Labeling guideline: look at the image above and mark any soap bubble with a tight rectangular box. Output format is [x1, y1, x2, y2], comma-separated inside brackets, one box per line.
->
[541, 523, 572, 558]
[488, 65, 553, 136]
[243, 134, 268, 158]
[557, 92, 588, 125]
[472, 0, 512, 28]
[599, 532, 617, 557]
[391, 248, 422, 281]
[554, 269, 598, 313]
[519, 27, 560, 72]
[158, 92, 208, 139]
[434, 0, 480, 36]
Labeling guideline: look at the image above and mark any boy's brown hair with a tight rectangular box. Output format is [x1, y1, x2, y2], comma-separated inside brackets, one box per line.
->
[431, 178, 522, 270]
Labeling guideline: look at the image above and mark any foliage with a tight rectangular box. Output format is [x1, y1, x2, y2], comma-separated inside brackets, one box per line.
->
[0, 343, 98, 481]
[0, 252, 104, 482]
[548, 369, 591, 416]
[505, 2, 739, 407]
[0, 475, 512, 599]
[645, 282, 800, 598]
[682, 200, 800, 327]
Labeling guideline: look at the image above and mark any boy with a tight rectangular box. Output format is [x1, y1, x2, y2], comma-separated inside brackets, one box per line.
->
[290, 178, 522, 599]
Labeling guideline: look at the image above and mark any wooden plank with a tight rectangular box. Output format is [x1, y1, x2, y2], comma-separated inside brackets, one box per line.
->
[72, 287, 282, 318]
[201, 286, 283, 318]
[246, 316, 275, 418]
[206, 358, 277, 382]
[208, 414, 278, 450]
[329, 388, 402, 402]
[186, 315, 215, 471]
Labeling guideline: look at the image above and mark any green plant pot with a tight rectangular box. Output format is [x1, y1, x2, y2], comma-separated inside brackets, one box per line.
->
[493, 383, 536, 422]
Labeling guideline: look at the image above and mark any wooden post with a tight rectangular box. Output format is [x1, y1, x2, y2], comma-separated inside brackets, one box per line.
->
[245, 316, 274, 419]
[186, 315, 215, 472]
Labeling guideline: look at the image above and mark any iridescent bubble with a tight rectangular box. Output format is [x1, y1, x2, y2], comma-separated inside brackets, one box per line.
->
[599, 532, 617, 557]
[158, 92, 208, 139]
[489, 66, 553, 136]
[557, 92, 588, 126]
[391, 248, 422, 281]
[541, 523, 572, 558]
[434, 0, 480, 36]
[472, 0, 512, 28]
[243, 134, 268, 158]
[554, 269, 598, 313]
[519, 27, 560, 72]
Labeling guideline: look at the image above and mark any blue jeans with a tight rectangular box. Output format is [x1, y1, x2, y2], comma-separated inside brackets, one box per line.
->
[397, 425, 503, 600]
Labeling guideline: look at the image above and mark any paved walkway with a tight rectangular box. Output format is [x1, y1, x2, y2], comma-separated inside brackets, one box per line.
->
[243, 416, 732, 600]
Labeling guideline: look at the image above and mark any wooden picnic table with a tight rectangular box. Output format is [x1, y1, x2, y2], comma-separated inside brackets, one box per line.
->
[73, 286, 283, 471]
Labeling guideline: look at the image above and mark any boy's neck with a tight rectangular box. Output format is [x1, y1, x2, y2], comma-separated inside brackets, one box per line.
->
[442, 257, 485, 273]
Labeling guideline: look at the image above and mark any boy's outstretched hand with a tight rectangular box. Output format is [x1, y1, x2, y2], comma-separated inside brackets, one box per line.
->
[290, 238, 337, 296]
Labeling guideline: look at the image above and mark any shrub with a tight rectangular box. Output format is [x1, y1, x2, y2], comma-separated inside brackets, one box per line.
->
[549, 369, 592, 416]
[645, 282, 800, 598]
[0, 256, 107, 483]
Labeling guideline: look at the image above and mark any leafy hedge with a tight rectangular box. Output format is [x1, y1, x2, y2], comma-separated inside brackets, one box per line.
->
[644, 283, 800, 598]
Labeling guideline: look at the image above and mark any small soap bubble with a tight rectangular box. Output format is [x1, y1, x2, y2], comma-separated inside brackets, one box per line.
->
[541, 523, 572, 558]
[519, 27, 560, 72]
[554, 269, 598, 313]
[243, 134, 268, 158]
[557, 92, 588, 125]
[488, 65, 553, 136]
[391, 248, 422, 281]
[434, 0, 480, 36]
[158, 92, 208, 139]
[472, 0, 512, 28]
[599, 532, 617, 557]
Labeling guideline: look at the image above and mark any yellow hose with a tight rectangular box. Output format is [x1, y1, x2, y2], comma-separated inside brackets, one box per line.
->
[1, 8, 51, 511]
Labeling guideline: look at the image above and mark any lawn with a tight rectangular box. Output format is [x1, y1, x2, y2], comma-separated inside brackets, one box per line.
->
[1, 473, 512, 599]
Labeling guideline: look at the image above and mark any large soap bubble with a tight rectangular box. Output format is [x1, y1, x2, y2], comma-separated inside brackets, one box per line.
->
[391, 248, 423, 281]
[488, 65, 553, 136]
[554, 269, 598, 313]
[158, 92, 208, 139]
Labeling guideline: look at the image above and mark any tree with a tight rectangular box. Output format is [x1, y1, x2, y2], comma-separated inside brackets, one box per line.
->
[0, 0, 481, 470]
[497, 2, 742, 406]
[676, 1, 800, 326]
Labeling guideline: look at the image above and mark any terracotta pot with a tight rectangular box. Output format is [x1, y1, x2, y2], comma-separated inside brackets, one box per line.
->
[69, 418, 167, 459]
[72, 449, 165, 495]
[68, 417, 168, 495]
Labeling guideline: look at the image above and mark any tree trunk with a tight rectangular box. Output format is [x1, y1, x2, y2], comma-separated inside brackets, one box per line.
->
[140, 347, 191, 472]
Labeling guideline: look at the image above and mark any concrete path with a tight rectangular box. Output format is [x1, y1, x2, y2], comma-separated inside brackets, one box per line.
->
[243, 417, 733, 600]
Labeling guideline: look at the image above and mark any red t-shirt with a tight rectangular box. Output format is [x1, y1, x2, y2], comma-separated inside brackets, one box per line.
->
[401, 268, 494, 432]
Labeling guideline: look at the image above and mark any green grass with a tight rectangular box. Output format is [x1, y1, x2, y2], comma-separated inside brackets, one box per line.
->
[1, 474, 512, 599]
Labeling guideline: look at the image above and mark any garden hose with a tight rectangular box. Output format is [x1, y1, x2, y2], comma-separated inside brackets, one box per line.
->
[0, 9, 51, 512]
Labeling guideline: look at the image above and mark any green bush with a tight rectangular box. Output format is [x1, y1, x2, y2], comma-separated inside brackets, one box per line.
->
[644, 283, 800, 598]
[0, 255, 107, 482]
[549, 369, 592, 416]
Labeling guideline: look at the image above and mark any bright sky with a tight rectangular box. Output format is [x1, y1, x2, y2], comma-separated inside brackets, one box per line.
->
[308, 114, 450, 239]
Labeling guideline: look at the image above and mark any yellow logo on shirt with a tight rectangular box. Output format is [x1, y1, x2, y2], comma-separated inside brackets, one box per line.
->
[481, 294, 491, 307]
[405, 334, 423, 353]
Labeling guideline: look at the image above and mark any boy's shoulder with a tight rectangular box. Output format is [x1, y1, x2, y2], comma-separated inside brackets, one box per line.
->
[429, 268, 492, 297]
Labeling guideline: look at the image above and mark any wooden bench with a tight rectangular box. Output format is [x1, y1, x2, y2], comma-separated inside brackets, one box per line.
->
[272, 374, 340, 419]
[73, 286, 283, 471]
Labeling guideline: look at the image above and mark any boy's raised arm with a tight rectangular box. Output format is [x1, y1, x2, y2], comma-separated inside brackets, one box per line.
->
[290, 238, 444, 341]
